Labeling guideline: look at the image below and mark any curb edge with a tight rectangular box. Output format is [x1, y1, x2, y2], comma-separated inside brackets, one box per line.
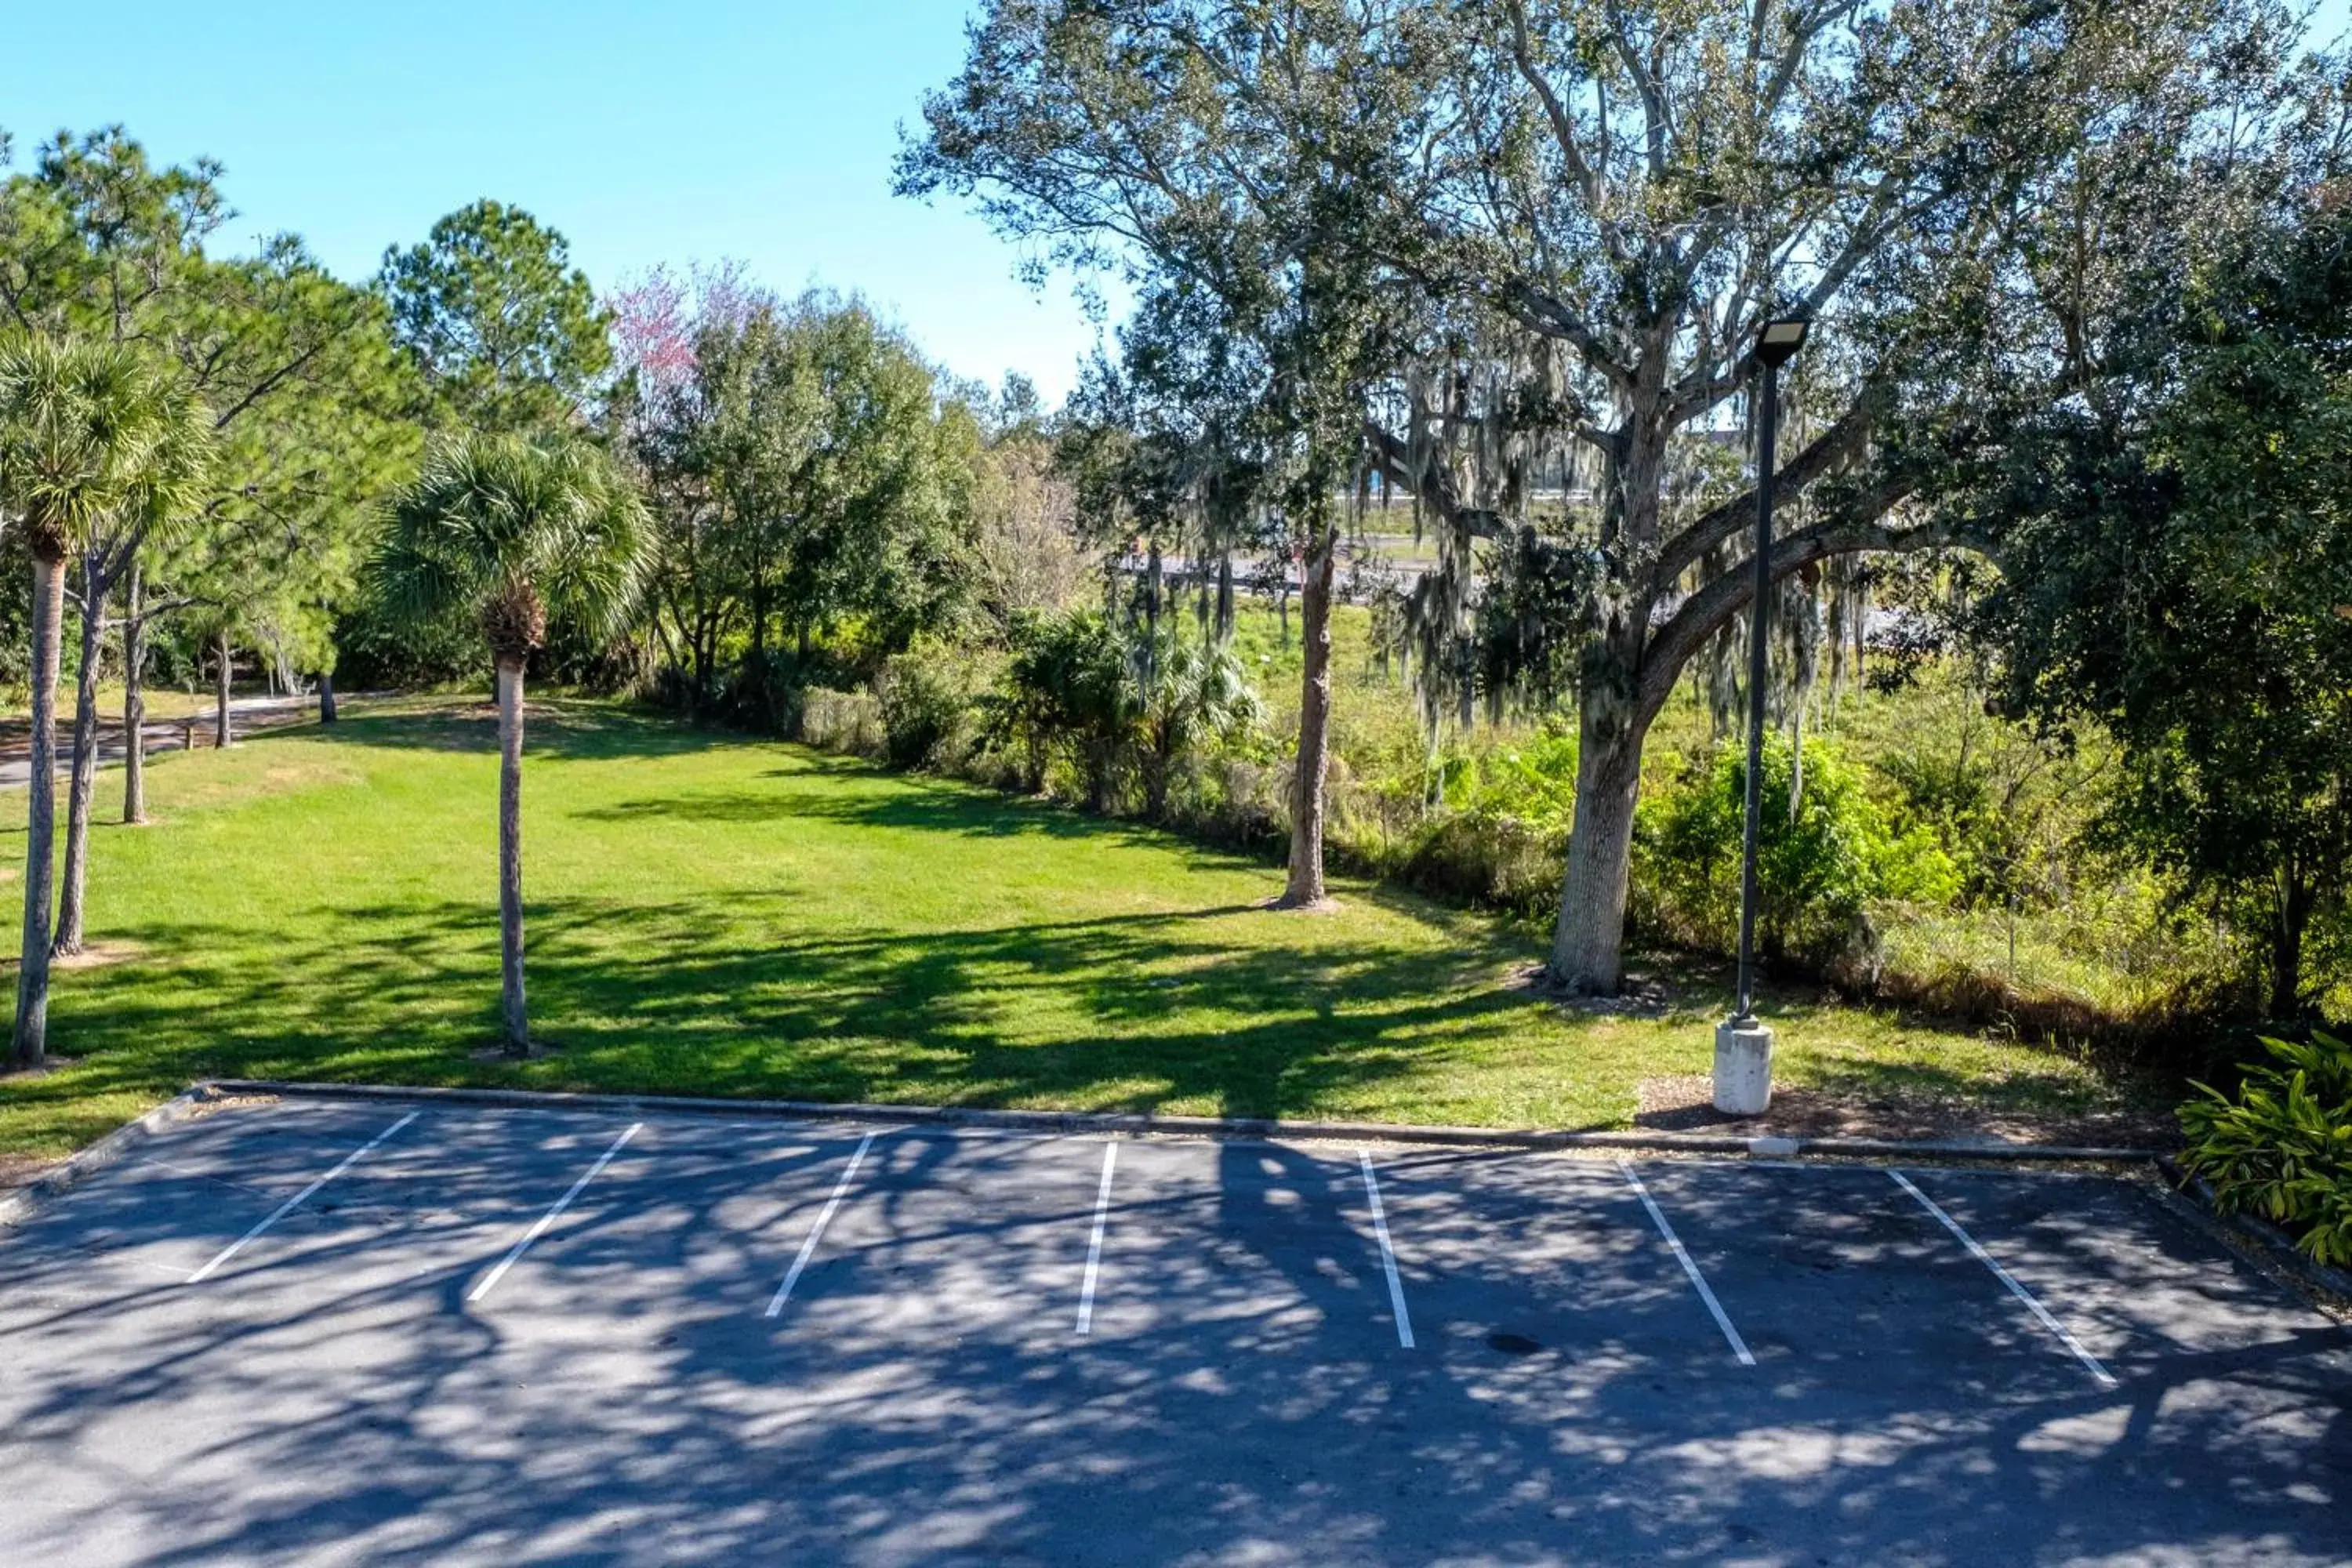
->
[2151, 1153, 2352, 1315]
[0, 1085, 217, 1229]
[196, 1078, 2161, 1165]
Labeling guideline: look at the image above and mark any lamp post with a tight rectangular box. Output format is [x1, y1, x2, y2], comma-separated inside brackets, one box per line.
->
[1714, 314, 1810, 1117]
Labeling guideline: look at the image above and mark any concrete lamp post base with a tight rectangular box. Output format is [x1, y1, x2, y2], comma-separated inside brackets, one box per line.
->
[1713, 1021, 1775, 1116]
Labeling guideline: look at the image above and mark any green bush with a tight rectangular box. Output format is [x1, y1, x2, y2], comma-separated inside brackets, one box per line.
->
[1134, 626, 1260, 817]
[1396, 811, 1565, 919]
[2179, 1031, 2352, 1266]
[801, 686, 883, 758]
[1636, 734, 1960, 966]
[877, 641, 976, 770]
[984, 610, 1135, 810]
[1461, 726, 1580, 829]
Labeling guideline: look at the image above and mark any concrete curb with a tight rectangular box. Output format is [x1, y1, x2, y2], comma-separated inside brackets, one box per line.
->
[2152, 1154, 2352, 1312]
[0, 1085, 216, 1228]
[199, 1078, 2161, 1165]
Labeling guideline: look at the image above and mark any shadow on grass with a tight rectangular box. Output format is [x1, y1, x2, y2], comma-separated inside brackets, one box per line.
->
[21, 880, 2151, 1150]
[39, 890, 1539, 1123]
[292, 699, 737, 764]
[11, 693, 2146, 1138]
[571, 771, 1263, 866]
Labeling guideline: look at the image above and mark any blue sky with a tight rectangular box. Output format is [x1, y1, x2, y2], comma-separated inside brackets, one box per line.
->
[3, 2, 2346, 408]
[0, 1, 1108, 402]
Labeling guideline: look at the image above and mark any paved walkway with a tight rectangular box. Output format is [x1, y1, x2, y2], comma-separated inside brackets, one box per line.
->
[0, 695, 317, 791]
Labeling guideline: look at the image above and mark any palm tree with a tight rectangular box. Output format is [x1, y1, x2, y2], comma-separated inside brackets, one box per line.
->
[0, 335, 191, 1066]
[53, 378, 212, 955]
[375, 433, 648, 1055]
[1134, 626, 1258, 819]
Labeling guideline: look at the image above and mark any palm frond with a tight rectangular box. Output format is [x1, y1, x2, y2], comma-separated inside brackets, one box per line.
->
[0, 332, 205, 557]
[374, 430, 651, 650]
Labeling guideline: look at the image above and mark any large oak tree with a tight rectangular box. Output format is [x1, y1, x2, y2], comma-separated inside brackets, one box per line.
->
[1384, 0, 2296, 992]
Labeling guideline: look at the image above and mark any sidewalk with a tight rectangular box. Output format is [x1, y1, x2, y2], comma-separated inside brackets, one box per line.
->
[0, 695, 317, 790]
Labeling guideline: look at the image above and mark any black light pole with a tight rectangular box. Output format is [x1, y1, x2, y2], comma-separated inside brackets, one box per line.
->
[1732, 317, 1810, 1030]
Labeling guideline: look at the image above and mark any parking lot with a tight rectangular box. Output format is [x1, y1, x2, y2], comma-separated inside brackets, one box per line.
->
[0, 1094, 2344, 1566]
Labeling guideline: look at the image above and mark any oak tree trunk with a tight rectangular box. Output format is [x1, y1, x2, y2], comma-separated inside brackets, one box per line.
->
[496, 655, 530, 1055]
[318, 673, 337, 724]
[1276, 520, 1338, 909]
[1548, 636, 1650, 994]
[214, 632, 233, 749]
[1547, 395, 1671, 995]
[53, 553, 105, 957]
[14, 555, 67, 1065]
[123, 561, 147, 824]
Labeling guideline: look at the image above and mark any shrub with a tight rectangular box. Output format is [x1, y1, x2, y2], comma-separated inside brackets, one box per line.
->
[721, 649, 808, 735]
[2179, 1031, 2352, 1266]
[876, 641, 976, 770]
[1134, 626, 1260, 817]
[1396, 811, 1565, 919]
[1636, 734, 1960, 967]
[1461, 726, 1580, 830]
[980, 609, 1133, 808]
[800, 686, 884, 758]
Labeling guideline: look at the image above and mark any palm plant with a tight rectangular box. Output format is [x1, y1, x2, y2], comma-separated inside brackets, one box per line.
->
[53, 376, 213, 954]
[1134, 627, 1259, 818]
[375, 433, 648, 1055]
[0, 334, 193, 1065]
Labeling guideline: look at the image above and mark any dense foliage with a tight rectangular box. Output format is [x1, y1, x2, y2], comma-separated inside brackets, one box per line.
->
[1977, 185, 2352, 1019]
[2181, 1032, 2352, 1265]
[1639, 737, 1959, 974]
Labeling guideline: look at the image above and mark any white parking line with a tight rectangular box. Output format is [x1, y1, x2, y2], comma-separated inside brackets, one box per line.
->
[187, 1111, 421, 1284]
[766, 1131, 877, 1318]
[466, 1123, 641, 1305]
[1359, 1150, 1416, 1349]
[1889, 1170, 2118, 1387]
[1075, 1140, 1119, 1335]
[1618, 1160, 1755, 1367]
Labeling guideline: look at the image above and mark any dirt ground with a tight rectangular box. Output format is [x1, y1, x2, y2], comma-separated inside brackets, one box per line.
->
[1634, 1073, 2180, 1148]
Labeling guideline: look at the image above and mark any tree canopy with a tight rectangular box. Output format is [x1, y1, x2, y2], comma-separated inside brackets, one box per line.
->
[377, 198, 611, 433]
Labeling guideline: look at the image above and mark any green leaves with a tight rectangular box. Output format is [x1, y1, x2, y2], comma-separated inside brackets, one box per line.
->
[2, 124, 419, 677]
[376, 432, 650, 659]
[1978, 187, 2352, 1016]
[377, 200, 612, 434]
[1638, 732, 1960, 962]
[0, 332, 213, 563]
[2180, 1031, 2352, 1267]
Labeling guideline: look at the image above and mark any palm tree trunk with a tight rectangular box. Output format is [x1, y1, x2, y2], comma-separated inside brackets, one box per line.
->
[14, 554, 67, 1065]
[1276, 519, 1338, 909]
[124, 560, 147, 824]
[53, 553, 106, 957]
[213, 632, 234, 749]
[318, 672, 337, 724]
[496, 655, 529, 1055]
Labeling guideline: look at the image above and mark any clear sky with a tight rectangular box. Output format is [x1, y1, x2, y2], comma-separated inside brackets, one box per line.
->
[0, 1, 1109, 403]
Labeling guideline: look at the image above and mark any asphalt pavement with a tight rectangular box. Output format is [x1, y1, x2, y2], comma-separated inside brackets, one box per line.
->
[0, 1095, 2343, 1566]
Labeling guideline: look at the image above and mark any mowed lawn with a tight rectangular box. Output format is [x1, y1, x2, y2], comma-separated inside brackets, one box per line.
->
[0, 697, 2132, 1160]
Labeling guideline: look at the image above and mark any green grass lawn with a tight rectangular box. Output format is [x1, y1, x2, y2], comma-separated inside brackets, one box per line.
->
[0, 695, 2145, 1162]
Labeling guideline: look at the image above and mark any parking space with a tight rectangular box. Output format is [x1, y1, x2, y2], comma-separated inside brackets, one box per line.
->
[0, 1094, 2345, 1566]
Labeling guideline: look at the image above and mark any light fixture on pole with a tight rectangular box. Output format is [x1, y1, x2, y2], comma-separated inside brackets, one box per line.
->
[1714, 314, 1810, 1117]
